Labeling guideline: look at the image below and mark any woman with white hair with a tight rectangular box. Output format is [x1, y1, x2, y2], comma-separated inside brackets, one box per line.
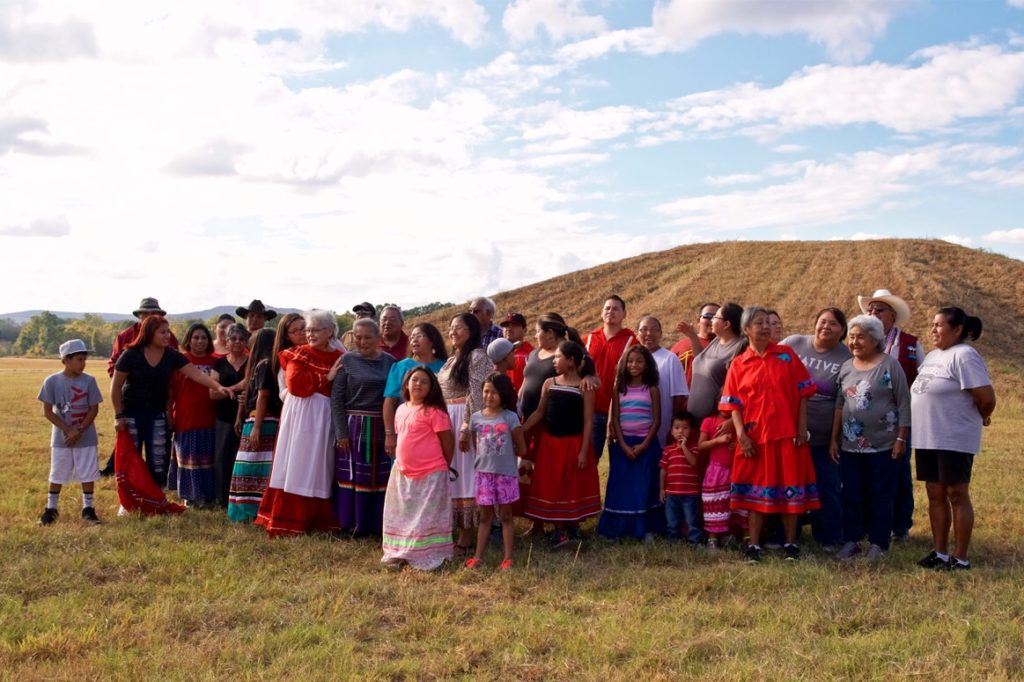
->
[331, 318, 395, 536]
[830, 315, 911, 562]
[256, 309, 344, 536]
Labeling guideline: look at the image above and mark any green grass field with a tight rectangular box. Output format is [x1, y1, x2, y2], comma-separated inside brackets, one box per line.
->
[2, 357, 1022, 679]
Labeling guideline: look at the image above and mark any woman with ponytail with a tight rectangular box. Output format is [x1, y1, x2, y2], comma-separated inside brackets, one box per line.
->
[911, 307, 995, 571]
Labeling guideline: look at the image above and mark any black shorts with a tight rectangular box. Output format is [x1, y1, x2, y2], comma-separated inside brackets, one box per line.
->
[915, 449, 974, 485]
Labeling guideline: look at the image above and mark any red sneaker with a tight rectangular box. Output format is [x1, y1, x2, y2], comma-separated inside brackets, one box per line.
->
[464, 557, 483, 569]
[498, 559, 513, 571]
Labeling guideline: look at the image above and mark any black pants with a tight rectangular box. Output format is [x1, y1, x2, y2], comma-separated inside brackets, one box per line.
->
[214, 419, 240, 508]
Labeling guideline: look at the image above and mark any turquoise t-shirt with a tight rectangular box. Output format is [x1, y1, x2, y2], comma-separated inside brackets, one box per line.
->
[383, 357, 446, 399]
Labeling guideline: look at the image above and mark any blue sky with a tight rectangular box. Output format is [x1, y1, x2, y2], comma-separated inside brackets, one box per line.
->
[1, 0, 1023, 313]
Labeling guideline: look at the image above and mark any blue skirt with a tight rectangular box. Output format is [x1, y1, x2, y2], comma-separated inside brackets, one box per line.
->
[597, 434, 666, 539]
[335, 412, 392, 534]
[174, 427, 216, 504]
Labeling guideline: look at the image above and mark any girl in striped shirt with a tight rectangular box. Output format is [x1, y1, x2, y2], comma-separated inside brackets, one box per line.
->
[597, 345, 664, 540]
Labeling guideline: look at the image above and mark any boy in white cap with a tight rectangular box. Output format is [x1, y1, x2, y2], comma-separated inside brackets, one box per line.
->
[37, 339, 103, 525]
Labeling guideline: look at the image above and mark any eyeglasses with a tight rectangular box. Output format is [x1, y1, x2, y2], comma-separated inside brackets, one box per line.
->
[306, 327, 326, 334]
[700, 313, 715, 320]
[866, 305, 893, 314]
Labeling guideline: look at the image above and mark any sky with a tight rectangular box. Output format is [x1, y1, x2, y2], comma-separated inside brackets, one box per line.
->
[2, 0, 1024, 314]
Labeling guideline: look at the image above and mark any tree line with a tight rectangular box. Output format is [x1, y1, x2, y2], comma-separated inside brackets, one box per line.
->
[0, 301, 454, 357]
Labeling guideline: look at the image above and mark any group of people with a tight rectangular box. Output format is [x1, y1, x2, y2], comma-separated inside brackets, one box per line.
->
[37, 290, 996, 572]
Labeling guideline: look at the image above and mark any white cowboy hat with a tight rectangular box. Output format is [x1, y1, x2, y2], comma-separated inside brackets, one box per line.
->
[857, 289, 911, 327]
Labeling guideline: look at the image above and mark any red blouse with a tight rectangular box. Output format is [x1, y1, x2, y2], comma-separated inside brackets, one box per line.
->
[280, 345, 343, 398]
[718, 343, 815, 444]
[585, 327, 637, 414]
[170, 352, 217, 431]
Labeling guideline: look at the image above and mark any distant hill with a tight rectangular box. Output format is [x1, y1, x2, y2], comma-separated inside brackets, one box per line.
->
[413, 239, 1023, 372]
[0, 305, 302, 325]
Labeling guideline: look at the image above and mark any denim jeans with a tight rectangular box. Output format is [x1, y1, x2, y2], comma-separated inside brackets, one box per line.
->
[809, 444, 843, 546]
[840, 449, 899, 550]
[592, 412, 608, 461]
[892, 431, 914, 535]
[665, 494, 703, 544]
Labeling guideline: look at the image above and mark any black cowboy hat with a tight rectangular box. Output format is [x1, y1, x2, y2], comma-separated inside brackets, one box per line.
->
[133, 297, 166, 318]
[236, 299, 277, 320]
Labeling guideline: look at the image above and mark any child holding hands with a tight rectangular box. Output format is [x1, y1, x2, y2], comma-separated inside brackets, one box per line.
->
[660, 412, 703, 545]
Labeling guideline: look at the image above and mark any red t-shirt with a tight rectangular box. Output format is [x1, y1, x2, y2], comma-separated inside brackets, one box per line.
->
[670, 336, 711, 386]
[170, 353, 217, 431]
[700, 414, 733, 467]
[507, 340, 534, 392]
[585, 327, 637, 415]
[660, 443, 701, 495]
[280, 345, 343, 398]
[718, 343, 815, 444]
[395, 403, 452, 479]
[380, 331, 409, 361]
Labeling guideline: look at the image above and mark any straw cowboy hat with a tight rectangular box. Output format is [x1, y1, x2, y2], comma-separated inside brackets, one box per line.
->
[857, 289, 912, 328]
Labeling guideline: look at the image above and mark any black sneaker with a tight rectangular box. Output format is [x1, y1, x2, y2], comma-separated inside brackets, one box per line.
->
[99, 455, 115, 478]
[81, 507, 101, 525]
[744, 545, 761, 563]
[784, 544, 801, 561]
[38, 508, 59, 525]
[949, 558, 971, 571]
[917, 551, 951, 570]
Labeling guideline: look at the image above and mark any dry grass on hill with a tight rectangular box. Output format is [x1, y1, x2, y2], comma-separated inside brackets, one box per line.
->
[418, 238, 1023, 370]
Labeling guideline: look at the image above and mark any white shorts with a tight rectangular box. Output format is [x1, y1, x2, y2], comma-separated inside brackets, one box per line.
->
[49, 445, 101, 484]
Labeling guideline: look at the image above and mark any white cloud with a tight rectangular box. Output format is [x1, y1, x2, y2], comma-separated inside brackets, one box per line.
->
[0, 8, 97, 62]
[518, 103, 658, 153]
[850, 232, 884, 240]
[771, 144, 805, 154]
[1009, 0, 1024, 8]
[503, 0, 607, 44]
[966, 166, 1024, 187]
[655, 149, 944, 230]
[0, 216, 71, 237]
[984, 228, 1024, 243]
[705, 172, 763, 187]
[643, 44, 1024, 141]
[940, 234, 974, 246]
[558, 0, 905, 64]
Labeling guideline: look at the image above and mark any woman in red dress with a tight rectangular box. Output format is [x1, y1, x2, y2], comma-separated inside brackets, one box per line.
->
[720, 305, 819, 562]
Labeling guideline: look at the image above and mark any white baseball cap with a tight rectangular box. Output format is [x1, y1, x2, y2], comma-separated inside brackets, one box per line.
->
[59, 339, 91, 358]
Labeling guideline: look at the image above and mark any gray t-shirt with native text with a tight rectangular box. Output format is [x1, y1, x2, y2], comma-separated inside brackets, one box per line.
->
[783, 335, 852, 446]
[37, 371, 103, 448]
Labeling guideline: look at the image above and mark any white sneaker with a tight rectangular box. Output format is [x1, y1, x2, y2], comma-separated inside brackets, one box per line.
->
[117, 505, 129, 517]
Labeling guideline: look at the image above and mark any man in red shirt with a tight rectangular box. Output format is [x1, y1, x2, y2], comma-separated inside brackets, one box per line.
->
[499, 312, 533, 392]
[378, 305, 409, 360]
[585, 295, 637, 460]
[671, 302, 719, 385]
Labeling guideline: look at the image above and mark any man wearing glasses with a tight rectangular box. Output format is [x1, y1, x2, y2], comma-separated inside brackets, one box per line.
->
[857, 288, 925, 543]
[671, 302, 719, 385]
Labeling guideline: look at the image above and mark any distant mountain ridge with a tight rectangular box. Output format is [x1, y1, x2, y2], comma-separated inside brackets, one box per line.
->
[0, 305, 302, 325]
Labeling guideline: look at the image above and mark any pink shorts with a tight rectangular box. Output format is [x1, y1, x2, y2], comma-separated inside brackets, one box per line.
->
[474, 471, 520, 506]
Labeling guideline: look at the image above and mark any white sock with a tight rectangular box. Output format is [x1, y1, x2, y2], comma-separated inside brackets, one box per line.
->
[83, 492, 94, 509]
[935, 551, 949, 562]
[954, 557, 970, 566]
[47, 491, 59, 509]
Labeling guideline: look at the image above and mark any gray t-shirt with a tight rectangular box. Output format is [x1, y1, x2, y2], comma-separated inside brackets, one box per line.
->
[835, 355, 911, 453]
[469, 409, 521, 477]
[687, 337, 742, 422]
[783, 335, 852, 446]
[37, 371, 103, 448]
[911, 344, 991, 454]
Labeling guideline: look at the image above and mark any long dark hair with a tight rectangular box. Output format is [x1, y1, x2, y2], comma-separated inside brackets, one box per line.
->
[182, 323, 213, 354]
[538, 312, 584, 346]
[450, 313, 481, 389]
[557, 340, 595, 377]
[616, 344, 659, 393]
[242, 328, 278, 398]
[484, 373, 518, 412]
[412, 322, 448, 362]
[938, 306, 983, 342]
[272, 312, 303, 376]
[401, 366, 448, 412]
[128, 315, 170, 349]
